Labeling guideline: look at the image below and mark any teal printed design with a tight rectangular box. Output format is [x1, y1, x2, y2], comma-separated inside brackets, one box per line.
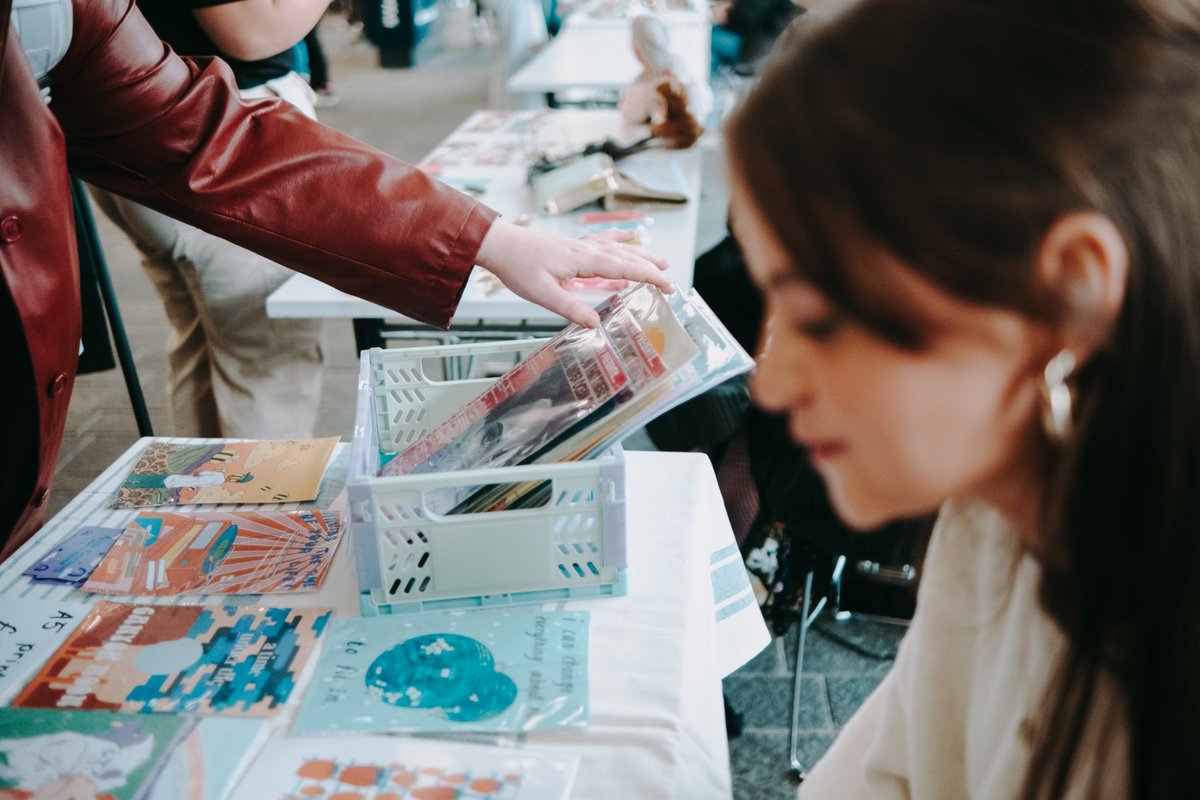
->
[294, 610, 588, 734]
[366, 633, 518, 721]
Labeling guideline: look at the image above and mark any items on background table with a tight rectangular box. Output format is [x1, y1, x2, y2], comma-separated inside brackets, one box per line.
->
[531, 152, 621, 214]
[228, 734, 579, 800]
[22, 524, 124, 584]
[605, 158, 689, 210]
[531, 149, 690, 215]
[83, 509, 344, 596]
[0, 707, 265, 800]
[293, 610, 589, 734]
[577, 208, 644, 224]
[109, 438, 339, 509]
[0, 598, 91, 704]
[573, 209, 652, 250]
[378, 283, 753, 514]
[13, 602, 332, 717]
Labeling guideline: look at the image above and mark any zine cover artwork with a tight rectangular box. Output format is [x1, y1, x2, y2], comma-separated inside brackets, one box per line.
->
[0, 708, 264, 800]
[110, 439, 338, 508]
[83, 509, 344, 596]
[293, 611, 589, 734]
[12, 602, 332, 717]
[228, 735, 579, 800]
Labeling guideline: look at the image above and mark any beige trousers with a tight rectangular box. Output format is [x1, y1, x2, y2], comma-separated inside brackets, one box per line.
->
[90, 72, 325, 439]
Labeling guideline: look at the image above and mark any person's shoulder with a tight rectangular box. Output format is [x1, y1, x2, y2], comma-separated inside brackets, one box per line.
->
[917, 498, 1028, 623]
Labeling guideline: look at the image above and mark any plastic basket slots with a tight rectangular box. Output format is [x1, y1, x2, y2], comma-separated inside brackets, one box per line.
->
[349, 342, 628, 616]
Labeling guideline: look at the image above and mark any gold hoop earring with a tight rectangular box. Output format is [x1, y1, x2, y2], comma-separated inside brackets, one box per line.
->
[1040, 349, 1076, 444]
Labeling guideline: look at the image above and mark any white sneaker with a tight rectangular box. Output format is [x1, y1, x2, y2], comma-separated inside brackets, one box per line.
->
[313, 88, 341, 108]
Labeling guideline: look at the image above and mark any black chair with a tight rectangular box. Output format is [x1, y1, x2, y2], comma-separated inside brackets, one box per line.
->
[71, 178, 154, 437]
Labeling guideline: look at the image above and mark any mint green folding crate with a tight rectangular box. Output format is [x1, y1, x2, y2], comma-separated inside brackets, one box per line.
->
[349, 341, 628, 616]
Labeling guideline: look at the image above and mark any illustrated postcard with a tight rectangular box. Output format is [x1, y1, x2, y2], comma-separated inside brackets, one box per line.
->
[110, 439, 338, 508]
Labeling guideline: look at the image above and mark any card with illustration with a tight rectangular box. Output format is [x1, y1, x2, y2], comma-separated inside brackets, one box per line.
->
[23, 524, 124, 584]
[293, 610, 589, 734]
[0, 707, 265, 800]
[109, 439, 338, 508]
[229, 734, 578, 800]
[83, 509, 344, 596]
[13, 601, 332, 717]
[0, 598, 91, 705]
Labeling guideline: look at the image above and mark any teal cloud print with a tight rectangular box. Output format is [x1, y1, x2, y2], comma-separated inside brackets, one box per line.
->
[365, 633, 518, 722]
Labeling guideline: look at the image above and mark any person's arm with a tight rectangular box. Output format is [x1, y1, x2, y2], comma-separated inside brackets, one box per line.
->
[192, 0, 331, 61]
[50, 0, 669, 328]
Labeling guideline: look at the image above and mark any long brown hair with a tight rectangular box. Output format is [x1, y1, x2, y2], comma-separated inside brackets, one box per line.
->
[727, 1, 1200, 796]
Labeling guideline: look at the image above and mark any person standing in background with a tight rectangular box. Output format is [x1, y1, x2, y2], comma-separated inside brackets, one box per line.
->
[90, 0, 336, 440]
[619, 14, 713, 125]
[303, 21, 339, 107]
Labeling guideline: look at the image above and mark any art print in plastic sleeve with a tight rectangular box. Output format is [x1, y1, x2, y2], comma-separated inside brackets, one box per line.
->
[0, 598, 91, 705]
[83, 509, 344, 596]
[12, 602, 332, 716]
[385, 282, 703, 513]
[229, 734, 578, 800]
[0, 707, 265, 800]
[110, 438, 338, 508]
[293, 610, 589, 734]
[23, 524, 124, 584]
[572, 286, 755, 460]
[380, 324, 632, 480]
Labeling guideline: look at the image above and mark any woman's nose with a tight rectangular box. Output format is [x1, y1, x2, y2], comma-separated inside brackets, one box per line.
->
[750, 316, 812, 413]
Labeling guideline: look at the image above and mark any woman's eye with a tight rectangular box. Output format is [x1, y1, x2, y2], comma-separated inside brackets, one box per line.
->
[793, 316, 843, 341]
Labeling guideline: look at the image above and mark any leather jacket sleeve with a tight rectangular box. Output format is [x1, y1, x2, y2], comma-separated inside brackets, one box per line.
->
[48, 0, 497, 328]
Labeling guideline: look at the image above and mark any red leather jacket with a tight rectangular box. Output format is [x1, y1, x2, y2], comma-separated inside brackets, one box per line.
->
[0, 0, 497, 558]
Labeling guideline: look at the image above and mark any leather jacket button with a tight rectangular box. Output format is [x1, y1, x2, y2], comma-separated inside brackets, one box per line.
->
[0, 216, 20, 243]
[49, 372, 68, 396]
[33, 487, 49, 507]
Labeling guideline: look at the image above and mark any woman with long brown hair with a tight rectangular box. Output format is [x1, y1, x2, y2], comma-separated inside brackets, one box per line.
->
[727, 0, 1200, 796]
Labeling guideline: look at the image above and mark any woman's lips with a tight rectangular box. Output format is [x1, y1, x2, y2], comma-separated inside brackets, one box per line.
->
[801, 440, 847, 463]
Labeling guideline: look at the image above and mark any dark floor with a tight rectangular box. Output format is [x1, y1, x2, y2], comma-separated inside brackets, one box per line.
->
[50, 15, 900, 798]
[726, 618, 903, 799]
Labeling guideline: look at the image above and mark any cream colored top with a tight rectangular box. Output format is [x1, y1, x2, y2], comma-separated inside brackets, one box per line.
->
[800, 499, 1129, 799]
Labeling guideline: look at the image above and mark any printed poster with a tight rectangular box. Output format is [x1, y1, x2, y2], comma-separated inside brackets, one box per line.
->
[83, 509, 344, 596]
[0, 598, 91, 705]
[229, 734, 578, 800]
[293, 610, 589, 734]
[110, 438, 338, 508]
[12, 602, 332, 716]
[0, 707, 264, 800]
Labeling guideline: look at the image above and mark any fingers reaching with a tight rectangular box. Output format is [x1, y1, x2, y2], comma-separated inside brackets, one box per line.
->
[474, 220, 675, 324]
[526, 281, 604, 328]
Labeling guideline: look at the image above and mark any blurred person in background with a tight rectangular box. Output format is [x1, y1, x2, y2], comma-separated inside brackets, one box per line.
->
[89, 0, 339, 441]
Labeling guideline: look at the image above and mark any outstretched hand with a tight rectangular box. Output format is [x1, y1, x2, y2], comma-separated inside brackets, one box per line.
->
[474, 221, 672, 328]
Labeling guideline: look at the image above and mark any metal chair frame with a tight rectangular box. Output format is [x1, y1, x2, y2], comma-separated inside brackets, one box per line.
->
[788, 554, 915, 780]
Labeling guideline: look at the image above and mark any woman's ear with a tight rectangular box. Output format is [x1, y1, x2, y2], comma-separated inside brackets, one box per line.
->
[1036, 212, 1129, 362]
